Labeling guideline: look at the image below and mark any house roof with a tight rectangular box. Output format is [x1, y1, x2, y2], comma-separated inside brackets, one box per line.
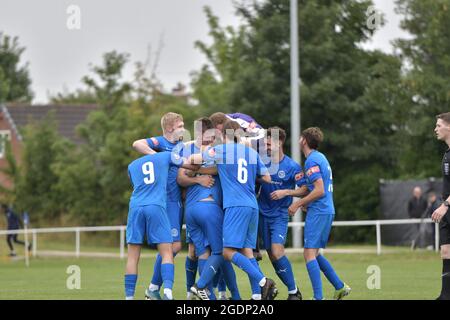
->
[2, 104, 98, 144]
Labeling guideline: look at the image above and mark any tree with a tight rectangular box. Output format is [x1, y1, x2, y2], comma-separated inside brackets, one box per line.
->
[0, 32, 33, 103]
[14, 113, 68, 218]
[0, 140, 20, 205]
[50, 51, 199, 225]
[49, 87, 98, 105]
[51, 51, 134, 224]
[192, 0, 411, 241]
[394, 0, 450, 178]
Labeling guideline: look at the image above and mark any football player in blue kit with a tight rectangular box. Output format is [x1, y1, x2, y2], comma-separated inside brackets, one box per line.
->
[124, 150, 199, 300]
[132, 112, 189, 299]
[188, 120, 278, 300]
[178, 118, 216, 301]
[257, 127, 303, 300]
[209, 112, 265, 262]
[178, 117, 241, 300]
[288, 127, 351, 300]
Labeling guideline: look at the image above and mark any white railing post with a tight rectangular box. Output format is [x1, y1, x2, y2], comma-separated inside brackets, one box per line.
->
[75, 228, 80, 258]
[24, 229, 29, 267]
[376, 221, 381, 255]
[435, 223, 440, 253]
[120, 227, 125, 259]
[32, 231, 37, 257]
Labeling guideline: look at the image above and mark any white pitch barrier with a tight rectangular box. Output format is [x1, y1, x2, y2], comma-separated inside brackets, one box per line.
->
[0, 218, 440, 260]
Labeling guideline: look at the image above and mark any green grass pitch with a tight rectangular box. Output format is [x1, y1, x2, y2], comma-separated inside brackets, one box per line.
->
[0, 250, 442, 300]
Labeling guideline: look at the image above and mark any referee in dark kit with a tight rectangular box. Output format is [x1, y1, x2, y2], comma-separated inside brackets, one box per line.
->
[432, 112, 450, 300]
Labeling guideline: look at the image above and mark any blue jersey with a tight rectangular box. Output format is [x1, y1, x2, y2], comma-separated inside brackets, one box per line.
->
[203, 143, 268, 210]
[296, 150, 335, 215]
[146, 136, 184, 202]
[183, 143, 223, 207]
[258, 155, 303, 217]
[128, 152, 182, 209]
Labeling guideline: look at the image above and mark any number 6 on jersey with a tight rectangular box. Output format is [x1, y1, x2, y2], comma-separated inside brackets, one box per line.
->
[237, 158, 248, 184]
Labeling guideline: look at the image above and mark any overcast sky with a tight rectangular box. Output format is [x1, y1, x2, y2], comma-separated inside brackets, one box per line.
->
[0, 0, 410, 104]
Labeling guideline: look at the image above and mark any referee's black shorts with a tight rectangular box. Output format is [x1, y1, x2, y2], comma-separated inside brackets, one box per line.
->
[440, 208, 450, 246]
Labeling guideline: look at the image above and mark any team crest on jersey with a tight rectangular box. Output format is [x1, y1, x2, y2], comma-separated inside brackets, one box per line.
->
[171, 228, 179, 238]
[295, 172, 304, 181]
[278, 170, 286, 179]
[150, 137, 159, 146]
[172, 153, 181, 160]
[208, 148, 216, 157]
[306, 166, 320, 177]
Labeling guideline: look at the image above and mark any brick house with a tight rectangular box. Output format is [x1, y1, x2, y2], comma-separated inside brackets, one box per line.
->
[0, 104, 97, 191]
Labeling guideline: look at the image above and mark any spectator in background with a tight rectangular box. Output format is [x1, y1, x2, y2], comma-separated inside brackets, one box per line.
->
[2, 204, 31, 257]
[408, 187, 428, 250]
[408, 187, 428, 218]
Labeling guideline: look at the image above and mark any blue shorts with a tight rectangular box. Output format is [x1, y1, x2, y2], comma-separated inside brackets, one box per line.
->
[186, 231, 210, 257]
[185, 203, 194, 245]
[126, 205, 173, 245]
[186, 201, 223, 256]
[258, 211, 289, 250]
[304, 214, 334, 249]
[185, 207, 192, 244]
[223, 206, 259, 249]
[167, 201, 183, 242]
[186, 224, 207, 250]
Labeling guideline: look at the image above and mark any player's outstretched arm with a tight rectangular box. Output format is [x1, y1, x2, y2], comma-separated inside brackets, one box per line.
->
[289, 185, 310, 198]
[186, 153, 204, 166]
[288, 179, 325, 216]
[197, 166, 218, 176]
[132, 139, 157, 155]
[177, 168, 215, 188]
[270, 185, 309, 200]
[176, 154, 203, 172]
[180, 162, 201, 172]
[258, 174, 272, 184]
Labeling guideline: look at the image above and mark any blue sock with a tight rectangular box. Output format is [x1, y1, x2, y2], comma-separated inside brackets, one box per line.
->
[124, 274, 138, 298]
[161, 263, 174, 290]
[151, 252, 177, 287]
[198, 258, 207, 275]
[221, 260, 241, 300]
[185, 257, 198, 292]
[209, 284, 216, 300]
[197, 255, 224, 289]
[231, 253, 264, 285]
[249, 258, 262, 295]
[150, 254, 163, 287]
[306, 259, 323, 300]
[212, 267, 221, 288]
[198, 258, 216, 300]
[218, 272, 227, 292]
[272, 256, 297, 292]
[316, 255, 344, 290]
